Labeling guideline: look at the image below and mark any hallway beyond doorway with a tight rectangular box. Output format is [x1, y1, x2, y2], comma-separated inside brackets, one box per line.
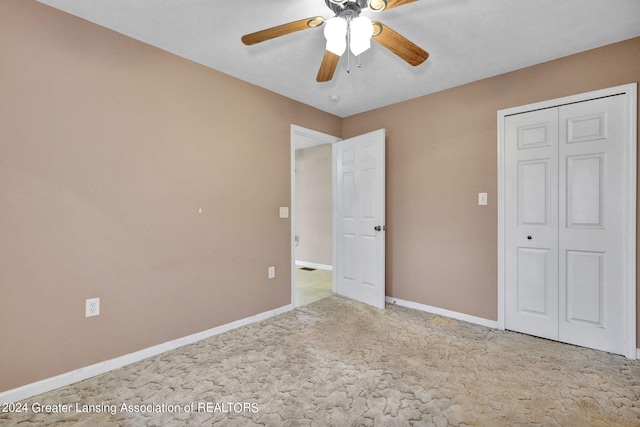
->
[295, 265, 332, 306]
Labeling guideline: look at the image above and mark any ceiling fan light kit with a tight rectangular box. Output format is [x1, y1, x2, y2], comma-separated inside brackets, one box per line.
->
[324, 17, 348, 55]
[241, 0, 427, 82]
[349, 16, 374, 56]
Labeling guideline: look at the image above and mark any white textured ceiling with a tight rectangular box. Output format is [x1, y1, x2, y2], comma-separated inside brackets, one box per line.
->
[36, 0, 640, 117]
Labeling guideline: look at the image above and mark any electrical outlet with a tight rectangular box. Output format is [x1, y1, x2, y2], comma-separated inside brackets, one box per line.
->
[268, 266, 275, 279]
[279, 207, 289, 218]
[86, 298, 100, 317]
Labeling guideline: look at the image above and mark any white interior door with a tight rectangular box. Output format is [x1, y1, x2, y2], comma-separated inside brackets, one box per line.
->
[558, 96, 627, 353]
[335, 129, 386, 309]
[503, 92, 633, 356]
[505, 108, 559, 340]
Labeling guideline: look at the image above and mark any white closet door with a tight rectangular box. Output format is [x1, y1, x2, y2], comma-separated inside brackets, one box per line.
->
[505, 108, 559, 340]
[558, 95, 626, 354]
[505, 94, 629, 355]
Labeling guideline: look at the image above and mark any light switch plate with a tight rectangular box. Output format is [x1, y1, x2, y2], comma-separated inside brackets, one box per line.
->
[478, 193, 488, 206]
[279, 207, 289, 218]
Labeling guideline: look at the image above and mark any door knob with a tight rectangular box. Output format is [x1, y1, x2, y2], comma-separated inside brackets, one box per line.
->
[374, 226, 381, 231]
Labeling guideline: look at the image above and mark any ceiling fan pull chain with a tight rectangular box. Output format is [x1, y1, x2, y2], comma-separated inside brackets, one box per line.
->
[346, 19, 351, 74]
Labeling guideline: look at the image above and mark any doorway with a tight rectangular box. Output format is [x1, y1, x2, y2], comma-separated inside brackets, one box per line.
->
[497, 83, 637, 358]
[290, 125, 387, 309]
[294, 142, 334, 306]
[290, 126, 340, 307]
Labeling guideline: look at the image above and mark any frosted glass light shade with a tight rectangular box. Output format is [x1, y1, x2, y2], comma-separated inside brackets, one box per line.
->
[349, 16, 373, 56]
[324, 17, 347, 56]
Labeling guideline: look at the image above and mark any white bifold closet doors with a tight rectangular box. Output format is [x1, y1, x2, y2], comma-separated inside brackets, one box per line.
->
[503, 92, 633, 356]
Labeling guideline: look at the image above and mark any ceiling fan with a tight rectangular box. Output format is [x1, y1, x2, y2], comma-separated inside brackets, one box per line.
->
[241, 0, 428, 82]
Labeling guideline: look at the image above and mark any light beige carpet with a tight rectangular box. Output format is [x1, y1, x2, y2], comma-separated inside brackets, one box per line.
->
[2, 296, 639, 426]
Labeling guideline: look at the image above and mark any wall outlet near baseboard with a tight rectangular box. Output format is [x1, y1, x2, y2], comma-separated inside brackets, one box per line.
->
[86, 298, 100, 317]
[268, 266, 275, 279]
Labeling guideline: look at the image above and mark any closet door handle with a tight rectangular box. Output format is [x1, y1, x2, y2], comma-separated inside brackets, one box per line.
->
[527, 235, 532, 240]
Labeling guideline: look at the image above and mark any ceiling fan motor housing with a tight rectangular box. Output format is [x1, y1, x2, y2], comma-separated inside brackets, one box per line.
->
[325, 0, 371, 18]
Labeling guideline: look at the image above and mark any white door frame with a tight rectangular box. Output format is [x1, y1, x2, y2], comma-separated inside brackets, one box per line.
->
[497, 83, 637, 358]
[290, 125, 341, 306]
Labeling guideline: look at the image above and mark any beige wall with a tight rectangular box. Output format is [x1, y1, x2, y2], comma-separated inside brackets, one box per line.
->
[343, 37, 640, 339]
[295, 144, 333, 267]
[0, 0, 341, 392]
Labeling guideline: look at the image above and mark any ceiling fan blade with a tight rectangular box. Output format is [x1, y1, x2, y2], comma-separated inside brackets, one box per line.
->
[242, 17, 324, 45]
[372, 22, 428, 66]
[316, 50, 341, 82]
[383, 0, 418, 10]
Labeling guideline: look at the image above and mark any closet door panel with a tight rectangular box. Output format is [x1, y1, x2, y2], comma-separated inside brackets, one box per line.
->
[505, 108, 559, 340]
[558, 95, 627, 354]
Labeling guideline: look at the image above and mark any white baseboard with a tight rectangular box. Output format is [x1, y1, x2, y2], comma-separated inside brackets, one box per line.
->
[386, 297, 640, 359]
[385, 296, 498, 329]
[0, 303, 294, 404]
[5, 298, 634, 403]
[295, 261, 333, 271]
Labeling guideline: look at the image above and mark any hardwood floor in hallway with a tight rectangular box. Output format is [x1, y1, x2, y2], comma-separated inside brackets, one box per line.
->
[295, 265, 332, 306]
